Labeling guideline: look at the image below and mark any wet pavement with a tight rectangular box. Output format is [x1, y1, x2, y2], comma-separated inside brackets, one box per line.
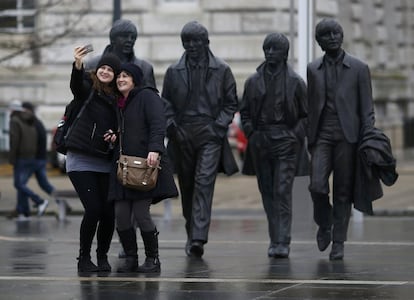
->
[1, 209, 414, 299]
[1, 169, 414, 299]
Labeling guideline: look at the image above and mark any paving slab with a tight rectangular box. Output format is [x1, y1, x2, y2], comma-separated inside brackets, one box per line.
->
[1, 162, 414, 299]
[1, 212, 414, 299]
[1, 167, 413, 218]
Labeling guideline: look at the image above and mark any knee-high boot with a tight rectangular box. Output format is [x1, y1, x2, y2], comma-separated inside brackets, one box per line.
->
[117, 228, 138, 273]
[137, 229, 161, 273]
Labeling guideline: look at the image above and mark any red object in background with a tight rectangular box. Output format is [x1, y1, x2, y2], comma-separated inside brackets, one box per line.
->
[236, 123, 247, 156]
[228, 112, 247, 160]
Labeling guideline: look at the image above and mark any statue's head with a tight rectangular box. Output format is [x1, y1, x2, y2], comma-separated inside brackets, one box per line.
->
[262, 32, 290, 65]
[315, 18, 344, 53]
[109, 19, 138, 57]
[180, 21, 209, 60]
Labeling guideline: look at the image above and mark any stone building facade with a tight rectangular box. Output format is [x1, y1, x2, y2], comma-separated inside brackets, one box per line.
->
[0, 0, 413, 153]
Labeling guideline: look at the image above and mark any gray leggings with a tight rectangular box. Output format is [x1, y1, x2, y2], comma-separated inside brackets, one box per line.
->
[115, 199, 155, 232]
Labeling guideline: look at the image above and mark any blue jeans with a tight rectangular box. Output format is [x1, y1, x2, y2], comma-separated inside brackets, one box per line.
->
[13, 159, 52, 215]
[34, 159, 55, 195]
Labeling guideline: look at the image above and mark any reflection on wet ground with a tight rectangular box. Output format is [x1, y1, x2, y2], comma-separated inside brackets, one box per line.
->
[1, 213, 414, 299]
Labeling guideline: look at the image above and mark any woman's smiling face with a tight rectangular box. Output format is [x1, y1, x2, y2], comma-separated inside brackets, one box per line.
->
[96, 65, 115, 84]
[116, 71, 135, 96]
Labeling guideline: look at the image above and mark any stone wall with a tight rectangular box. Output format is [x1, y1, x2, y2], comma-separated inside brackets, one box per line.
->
[0, 0, 413, 151]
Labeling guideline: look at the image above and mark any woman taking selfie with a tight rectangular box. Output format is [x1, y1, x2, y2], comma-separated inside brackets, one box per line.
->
[67, 46, 121, 273]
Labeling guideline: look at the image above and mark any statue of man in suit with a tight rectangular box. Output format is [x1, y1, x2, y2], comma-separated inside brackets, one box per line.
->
[307, 19, 375, 260]
[162, 21, 239, 258]
[240, 33, 308, 258]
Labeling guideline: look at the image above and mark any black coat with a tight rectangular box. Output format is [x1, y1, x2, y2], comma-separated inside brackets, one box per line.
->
[34, 118, 48, 160]
[354, 127, 398, 215]
[162, 50, 239, 175]
[108, 87, 178, 203]
[240, 63, 309, 176]
[66, 64, 118, 159]
[307, 52, 376, 147]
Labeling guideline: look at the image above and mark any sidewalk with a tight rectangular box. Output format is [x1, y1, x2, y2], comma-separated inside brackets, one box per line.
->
[1, 159, 414, 300]
[2, 207, 414, 299]
[1, 158, 414, 218]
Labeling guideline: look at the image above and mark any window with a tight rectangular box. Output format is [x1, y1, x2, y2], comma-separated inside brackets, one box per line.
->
[0, 0, 35, 33]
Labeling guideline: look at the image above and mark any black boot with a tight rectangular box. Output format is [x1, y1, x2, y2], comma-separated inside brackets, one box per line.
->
[97, 255, 111, 272]
[96, 226, 114, 272]
[137, 229, 161, 273]
[116, 228, 138, 273]
[77, 251, 98, 273]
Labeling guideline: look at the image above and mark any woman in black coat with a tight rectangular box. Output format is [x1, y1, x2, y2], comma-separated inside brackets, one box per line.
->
[107, 63, 178, 273]
[68, 48, 120, 274]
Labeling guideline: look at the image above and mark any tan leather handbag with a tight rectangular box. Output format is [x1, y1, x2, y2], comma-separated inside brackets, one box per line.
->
[117, 154, 160, 191]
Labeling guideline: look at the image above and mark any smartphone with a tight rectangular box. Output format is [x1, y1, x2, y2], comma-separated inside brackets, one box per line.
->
[83, 44, 94, 54]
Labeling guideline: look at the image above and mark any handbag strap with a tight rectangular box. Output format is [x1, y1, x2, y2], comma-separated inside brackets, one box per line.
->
[117, 108, 124, 155]
[65, 90, 95, 139]
[116, 99, 162, 164]
[76, 90, 95, 118]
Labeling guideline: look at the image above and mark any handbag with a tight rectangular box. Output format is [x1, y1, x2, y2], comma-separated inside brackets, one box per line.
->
[117, 154, 160, 191]
[116, 115, 161, 191]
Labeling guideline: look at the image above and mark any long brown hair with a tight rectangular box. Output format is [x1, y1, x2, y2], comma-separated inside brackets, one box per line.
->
[90, 71, 119, 97]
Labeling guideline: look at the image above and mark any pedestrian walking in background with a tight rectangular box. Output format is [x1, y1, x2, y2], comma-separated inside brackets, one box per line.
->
[22, 102, 57, 199]
[67, 46, 120, 273]
[108, 63, 178, 273]
[240, 33, 308, 258]
[162, 21, 239, 258]
[8, 100, 49, 221]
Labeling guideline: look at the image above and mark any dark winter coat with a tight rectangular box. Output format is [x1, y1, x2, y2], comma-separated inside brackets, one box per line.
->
[9, 111, 38, 164]
[307, 51, 375, 147]
[353, 127, 398, 215]
[162, 50, 239, 175]
[34, 118, 48, 160]
[108, 87, 178, 203]
[66, 64, 118, 159]
[240, 63, 309, 176]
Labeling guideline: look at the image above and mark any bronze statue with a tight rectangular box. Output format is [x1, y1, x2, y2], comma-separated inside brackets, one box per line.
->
[85, 19, 156, 89]
[307, 19, 376, 260]
[240, 33, 308, 258]
[162, 21, 239, 258]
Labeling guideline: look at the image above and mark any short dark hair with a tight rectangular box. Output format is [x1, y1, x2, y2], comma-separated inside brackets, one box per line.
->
[263, 33, 289, 52]
[181, 21, 209, 44]
[262, 33, 290, 62]
[22, 101, 35, 112]
[315, 18, 344, 41]
[110, 19, 137, 42]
